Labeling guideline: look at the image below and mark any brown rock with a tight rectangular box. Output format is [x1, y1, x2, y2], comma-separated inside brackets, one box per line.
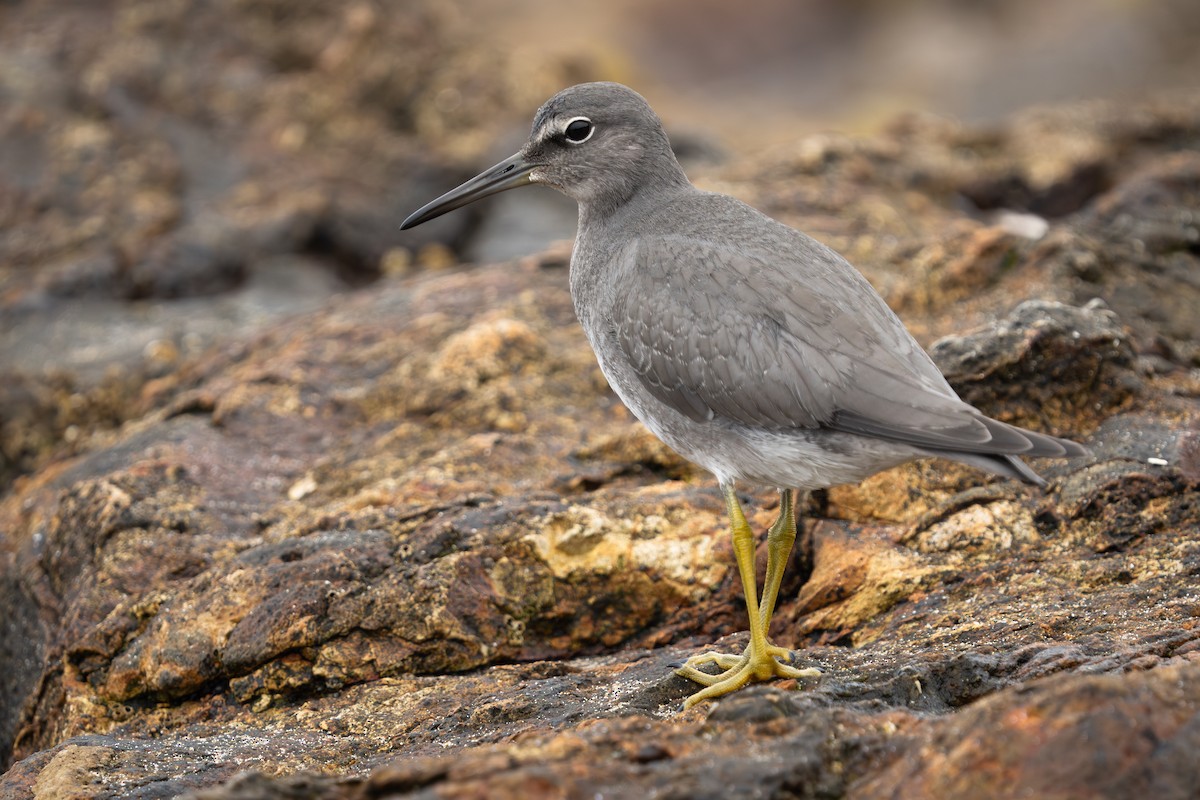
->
[856, 661, 1200, 800]
[930, 298, 1140, 431]
[3, 49, 1200, 800]
[784, 520, 929, 646]
[891, 224, 1028, 315]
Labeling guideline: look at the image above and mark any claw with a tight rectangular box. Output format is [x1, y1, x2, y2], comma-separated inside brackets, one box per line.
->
[675, 642, 819, 707]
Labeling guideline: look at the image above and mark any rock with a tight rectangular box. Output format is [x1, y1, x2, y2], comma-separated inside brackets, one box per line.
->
[930, 298, 1141, 430]
[1059, 151, 1200, 363]
[890, 224, 1029, 315]
[856, 661, 1200, 800]
[0, 0, 600, 490]
[4, 238, 1197, 793]
[3, 23, 1200, 798]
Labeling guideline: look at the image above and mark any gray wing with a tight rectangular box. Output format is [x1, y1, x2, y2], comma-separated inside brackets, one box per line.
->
[614, 228, 1068, 457]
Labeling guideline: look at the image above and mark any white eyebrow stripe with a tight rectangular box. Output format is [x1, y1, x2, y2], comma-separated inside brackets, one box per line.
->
[532, 121, 559, 146]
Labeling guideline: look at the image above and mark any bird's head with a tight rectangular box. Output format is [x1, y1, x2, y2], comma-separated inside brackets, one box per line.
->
[401, 82, 688, 229]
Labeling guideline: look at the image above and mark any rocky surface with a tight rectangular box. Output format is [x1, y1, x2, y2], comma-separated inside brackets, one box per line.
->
[3, 4, 1200, 798]
[0, 0, 596, 490]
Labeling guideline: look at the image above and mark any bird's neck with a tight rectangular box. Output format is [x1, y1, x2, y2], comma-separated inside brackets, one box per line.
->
[570, 170, 695, 329]
[577, 161, 692, 231]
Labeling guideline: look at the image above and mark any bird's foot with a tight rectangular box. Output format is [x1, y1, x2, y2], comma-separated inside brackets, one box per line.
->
[675, 642, 820, 708]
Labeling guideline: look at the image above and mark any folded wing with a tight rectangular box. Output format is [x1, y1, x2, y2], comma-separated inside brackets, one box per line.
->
[613, 225, 1085, 460]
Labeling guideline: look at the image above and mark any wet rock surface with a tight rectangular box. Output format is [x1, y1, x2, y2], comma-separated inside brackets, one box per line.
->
[3, 7, 1200, 797]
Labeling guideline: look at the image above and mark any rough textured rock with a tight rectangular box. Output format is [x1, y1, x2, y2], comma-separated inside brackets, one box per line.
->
[3, 10, 1200, 797]
[0, 0, 601, 489]
[4, 245, 1198, 796]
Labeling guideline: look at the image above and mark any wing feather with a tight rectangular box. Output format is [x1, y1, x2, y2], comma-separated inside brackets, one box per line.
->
[611, 209, 1076, 458]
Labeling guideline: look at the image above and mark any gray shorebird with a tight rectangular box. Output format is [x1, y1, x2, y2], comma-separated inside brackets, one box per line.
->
[401, 82, 1088, 709]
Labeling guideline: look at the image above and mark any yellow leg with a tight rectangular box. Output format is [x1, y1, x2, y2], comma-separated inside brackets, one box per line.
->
[758, 488, 796, 631]
[676, 486, 820, 708]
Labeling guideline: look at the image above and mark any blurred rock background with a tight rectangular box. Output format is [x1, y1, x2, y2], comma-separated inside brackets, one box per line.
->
[2, 0, 1199, 489]
[1, 1, 1199, 797]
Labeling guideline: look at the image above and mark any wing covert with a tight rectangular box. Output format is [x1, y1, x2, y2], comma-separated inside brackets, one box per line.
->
[611, 227, 1054, 457]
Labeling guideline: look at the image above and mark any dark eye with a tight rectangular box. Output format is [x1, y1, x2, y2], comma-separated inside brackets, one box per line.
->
[564, 117, 594, 143]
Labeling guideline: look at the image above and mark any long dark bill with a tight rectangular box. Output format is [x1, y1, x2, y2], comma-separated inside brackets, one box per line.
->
[400, 152, 537, 229]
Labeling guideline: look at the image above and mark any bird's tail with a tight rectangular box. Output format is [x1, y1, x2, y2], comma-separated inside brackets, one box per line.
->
[940, 452, 1051, 487]
[926, 423, 1089, 488]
